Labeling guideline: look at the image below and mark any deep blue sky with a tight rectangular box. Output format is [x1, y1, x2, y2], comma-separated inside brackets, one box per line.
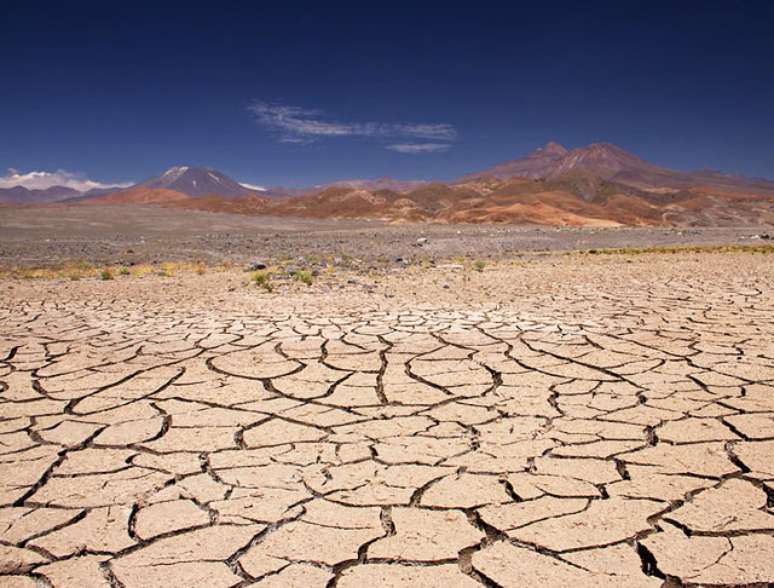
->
[2, 1, 773, 187]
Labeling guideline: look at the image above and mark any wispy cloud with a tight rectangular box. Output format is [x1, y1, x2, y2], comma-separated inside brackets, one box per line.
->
[239, 182, 266, 192]
[249, 101, 457, 151]
[0, 168, 131, 192]
[386, 143, 452, 154]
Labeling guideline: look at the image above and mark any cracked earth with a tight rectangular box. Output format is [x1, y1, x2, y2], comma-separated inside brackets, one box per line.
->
[0, 253, 772, 587]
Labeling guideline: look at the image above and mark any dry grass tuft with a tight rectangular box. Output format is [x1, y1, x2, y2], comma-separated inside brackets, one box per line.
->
[252, 271, 273, 292]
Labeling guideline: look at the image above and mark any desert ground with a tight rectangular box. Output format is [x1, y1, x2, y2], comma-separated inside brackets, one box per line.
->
[0, 204, 770, 268]
[0, 216, 773, 587]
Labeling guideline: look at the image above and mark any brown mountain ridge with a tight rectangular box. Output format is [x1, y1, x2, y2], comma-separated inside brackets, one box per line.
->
[81, 142, 774, 226]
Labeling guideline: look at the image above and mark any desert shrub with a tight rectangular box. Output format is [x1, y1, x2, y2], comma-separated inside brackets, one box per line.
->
[473, 259, 486, 272]
[253, 271, 273, 291]
[100, 269, 114, 281]
[295, 270, 313, 286]
[119, 267, 131, 276]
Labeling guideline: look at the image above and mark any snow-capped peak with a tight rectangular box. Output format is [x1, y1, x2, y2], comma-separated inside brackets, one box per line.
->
[162, 166, 189, 181]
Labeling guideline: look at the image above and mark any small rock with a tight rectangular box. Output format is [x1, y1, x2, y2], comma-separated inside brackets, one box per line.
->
[248, 260, 267, 271]
[415, 237, 428, 246]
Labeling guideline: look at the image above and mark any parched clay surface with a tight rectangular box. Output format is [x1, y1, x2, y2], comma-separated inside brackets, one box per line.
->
[0, 253, 772, 587]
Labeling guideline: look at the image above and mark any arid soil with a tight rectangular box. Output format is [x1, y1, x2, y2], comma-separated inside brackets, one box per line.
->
[1, 252, 773, 587]
[0, 204, 769, 268]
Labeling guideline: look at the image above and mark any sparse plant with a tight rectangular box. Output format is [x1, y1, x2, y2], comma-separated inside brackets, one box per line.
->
[473, 259, 486, 272]
[100, 269, 114, 281]
[253, 271, 273, 291]
[159, 262, 176, 276]
[419, 256, 433, 269]
[119, 267, 131, 276]
[295, 269, 313, 286]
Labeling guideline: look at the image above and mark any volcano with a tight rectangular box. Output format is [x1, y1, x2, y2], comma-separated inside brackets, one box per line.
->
[135, 166, 261, 198]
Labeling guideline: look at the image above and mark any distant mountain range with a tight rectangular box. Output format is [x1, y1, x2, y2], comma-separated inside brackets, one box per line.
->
[0, 166, 269, 204]
[323, 177, 429, 192]
[3, 143, 773, 225]
[0, 184, 119, 204]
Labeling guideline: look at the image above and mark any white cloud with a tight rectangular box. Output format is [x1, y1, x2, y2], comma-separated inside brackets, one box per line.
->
[0, 169, 131, 192]
[249, 102, 457, 147]
[239, 182, 266, 191]
[386, 143, 452, 154]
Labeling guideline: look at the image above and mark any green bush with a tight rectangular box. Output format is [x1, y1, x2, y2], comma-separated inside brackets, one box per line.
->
[295, 270, 313, 286]
[253, 271, 273, 291]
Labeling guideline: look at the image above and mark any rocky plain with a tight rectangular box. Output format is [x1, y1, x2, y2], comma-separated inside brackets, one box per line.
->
[0, 211, 773, 587]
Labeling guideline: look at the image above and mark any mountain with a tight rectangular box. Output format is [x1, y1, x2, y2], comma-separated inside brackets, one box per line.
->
[9, 144, 773, 227]
[82, 187, 192, 205]
[82, 166, 278, 205]
[155, 143, 774, 226]
[153, 174, 772, 227]
[463, 142, 774, 196]
[324, 177, 428, 192]
[135, 166, 259, 198]
[461, 141, 570, 180]
[87, 169, 424, 204]
[0, 185, 83, 204]
[0, 182, 134, 204]
[251, 177, 429, 198]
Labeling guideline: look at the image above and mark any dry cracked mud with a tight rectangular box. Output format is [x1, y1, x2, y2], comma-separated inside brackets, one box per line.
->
[0, 252, 772, 587]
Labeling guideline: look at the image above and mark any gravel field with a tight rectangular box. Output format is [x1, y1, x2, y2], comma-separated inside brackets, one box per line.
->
[0, 204, 770, 268]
